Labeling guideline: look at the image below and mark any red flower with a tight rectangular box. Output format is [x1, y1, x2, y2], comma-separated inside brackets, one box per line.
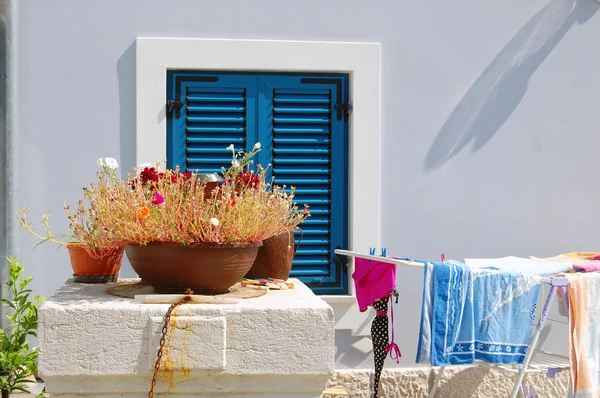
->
[238, 171, 260, 189]
[140, 167, 159, 186]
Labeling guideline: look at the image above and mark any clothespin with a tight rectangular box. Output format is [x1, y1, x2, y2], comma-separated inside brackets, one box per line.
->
[392, 289, 399, 304]
[369, 247, 376, 262]
[381, 248, 387, 257]
[440, 253, 446, 262]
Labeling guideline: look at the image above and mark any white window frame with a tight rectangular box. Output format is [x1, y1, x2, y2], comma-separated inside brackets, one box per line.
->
[135, 37, 380, 299]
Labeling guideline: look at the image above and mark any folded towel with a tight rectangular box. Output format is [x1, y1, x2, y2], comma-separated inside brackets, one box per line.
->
[540, 252, 600, 263]
[563, 272, 600, 397]
[416, 259, 541, 366]
[573, 261, 600, 273]
[465, 256, 573, 275]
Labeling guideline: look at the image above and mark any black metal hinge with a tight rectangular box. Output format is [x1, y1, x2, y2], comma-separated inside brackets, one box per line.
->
[166, 100, 183, 119]
[333, 245, 350, 273]
[300, 78, 351, 122]
[334, 103, 353, 122]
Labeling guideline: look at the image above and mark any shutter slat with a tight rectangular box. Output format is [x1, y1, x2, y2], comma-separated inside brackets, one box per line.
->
[290, 268, 330, 276]
[274, 178, 329, 185]
[273, 127, 330, 134]
[274, 106, 330, 114]
[187, 106, 245, 113]
[187, 116, 245, 123]
[274, 95, 330, 104]
[295, 239, 330, 246]
[185, 86, 247, 172]
[274, 137, 330, 144]
[274, 158, 329, 165]
[274, 117, 329, 124]
[187, 126, 246, 133]
[187, 94, 245, 102]
[274, 148, 329, 155]
[187, 137, 245, 144]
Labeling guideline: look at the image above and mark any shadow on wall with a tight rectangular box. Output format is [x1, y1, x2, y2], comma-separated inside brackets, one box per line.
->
[117, 41, 136, 175]
[423, 0, 598, 171]
[117, 41, 138, 278]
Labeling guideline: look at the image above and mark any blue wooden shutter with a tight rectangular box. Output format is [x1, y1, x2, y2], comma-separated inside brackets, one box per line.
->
[166, 73, 257, 171]
[261, 75, 349, 295]
[167, 72, 349, 295]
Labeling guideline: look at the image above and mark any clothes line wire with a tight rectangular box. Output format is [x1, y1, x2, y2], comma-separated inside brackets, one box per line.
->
[334, 249, 424, 268]
[334, 249, 568, 287]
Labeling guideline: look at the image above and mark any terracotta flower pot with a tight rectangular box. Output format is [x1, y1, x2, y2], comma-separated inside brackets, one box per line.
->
[67, 244, 124, 283]
[245, 231, 296, 280]
[125, 241, 262, 294]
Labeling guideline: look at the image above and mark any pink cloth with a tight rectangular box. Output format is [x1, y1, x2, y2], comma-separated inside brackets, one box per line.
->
[352, 258, 396, 312]
[573, 261, 600, 273]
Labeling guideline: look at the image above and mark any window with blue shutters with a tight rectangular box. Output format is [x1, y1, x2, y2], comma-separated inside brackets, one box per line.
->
[167, 71, 349, 295]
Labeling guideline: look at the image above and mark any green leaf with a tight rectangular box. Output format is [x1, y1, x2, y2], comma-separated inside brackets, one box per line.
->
[0, 255, 44, 394]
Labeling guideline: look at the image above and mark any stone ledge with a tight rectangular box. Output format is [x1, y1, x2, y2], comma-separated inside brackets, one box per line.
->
[38, 278, 334, 397]
[327, 366, 569, 397]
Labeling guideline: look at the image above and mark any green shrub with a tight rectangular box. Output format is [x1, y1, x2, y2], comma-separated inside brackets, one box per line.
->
[0, 255, 44, 397]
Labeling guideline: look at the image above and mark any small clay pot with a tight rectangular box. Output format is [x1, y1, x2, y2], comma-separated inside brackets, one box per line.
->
[245, 231, 296, 280]
[126, 241, 262, 294]
[67, 244, 124, 283]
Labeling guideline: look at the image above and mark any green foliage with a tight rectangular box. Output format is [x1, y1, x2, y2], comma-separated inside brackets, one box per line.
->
[0, 255, 44, 395]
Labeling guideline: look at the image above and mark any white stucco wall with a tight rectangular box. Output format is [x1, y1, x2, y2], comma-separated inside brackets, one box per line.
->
[14, 0, 600, 370]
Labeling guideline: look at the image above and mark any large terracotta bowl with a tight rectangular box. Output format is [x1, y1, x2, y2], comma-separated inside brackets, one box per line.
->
[125, 241, 262, 294]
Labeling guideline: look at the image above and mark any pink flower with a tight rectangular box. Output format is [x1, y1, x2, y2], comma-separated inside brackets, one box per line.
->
[152, 193, 164, 205]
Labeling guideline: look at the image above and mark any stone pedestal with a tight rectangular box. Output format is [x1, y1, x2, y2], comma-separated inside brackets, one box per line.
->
[38, 279, 334, 397]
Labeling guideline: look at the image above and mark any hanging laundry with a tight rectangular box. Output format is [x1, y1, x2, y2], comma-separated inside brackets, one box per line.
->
[352, 256, 400, 398]
[415, 259, 542, 366]
[572, 261, 600, 273]
[537, 252, 600, 263]
[561, 272, 600, 397]
[464, 256, 573, 275]
[352, 257, 396, 312]
[535, 252, 600, 273]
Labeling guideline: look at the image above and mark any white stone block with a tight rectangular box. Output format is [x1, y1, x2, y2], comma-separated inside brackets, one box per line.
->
[38, 278, 334, 397]
[147, 315, 226, 370]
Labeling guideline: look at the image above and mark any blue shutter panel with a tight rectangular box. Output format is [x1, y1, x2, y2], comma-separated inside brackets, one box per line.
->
[167, 73, 257, 171]
[168, 72, 349, 295]
[262, 75, 349, 295]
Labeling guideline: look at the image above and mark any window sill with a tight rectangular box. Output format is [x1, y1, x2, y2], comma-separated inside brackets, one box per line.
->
[321, 295, 356, 305]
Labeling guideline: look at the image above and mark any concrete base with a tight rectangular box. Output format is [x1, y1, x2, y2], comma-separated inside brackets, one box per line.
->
[328, 366, 569, 397]
[38, 279, 334, 397]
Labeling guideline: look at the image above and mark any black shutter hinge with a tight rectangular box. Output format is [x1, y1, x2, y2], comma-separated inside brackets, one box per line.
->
[334, 103, 352, 122]
[166, 99, 183, 119]
[333, 245, 350, 273]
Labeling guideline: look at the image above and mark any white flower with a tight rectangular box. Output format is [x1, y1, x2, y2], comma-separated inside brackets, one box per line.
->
[210, 218, 220, 227]
[232, 159, 240, 167]
[104, 158, 119, 169]
[226, 144, 235, 151]
[97, 157, 119, 169]
[253, 142, 261, 150]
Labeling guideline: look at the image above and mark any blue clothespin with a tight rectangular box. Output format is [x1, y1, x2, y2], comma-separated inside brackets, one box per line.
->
[369, 247, 376, 262]
[381, 248, 387, 257]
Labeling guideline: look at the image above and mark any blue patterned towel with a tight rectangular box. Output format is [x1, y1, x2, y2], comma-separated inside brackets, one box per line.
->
[416, 259, 542, 366]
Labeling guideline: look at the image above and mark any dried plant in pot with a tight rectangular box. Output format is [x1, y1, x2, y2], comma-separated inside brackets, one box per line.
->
[17, 157, 126, 283]
[97, 143, 310, 294]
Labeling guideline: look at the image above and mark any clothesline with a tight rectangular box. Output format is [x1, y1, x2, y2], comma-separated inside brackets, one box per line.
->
[334, 248, 568, 287]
